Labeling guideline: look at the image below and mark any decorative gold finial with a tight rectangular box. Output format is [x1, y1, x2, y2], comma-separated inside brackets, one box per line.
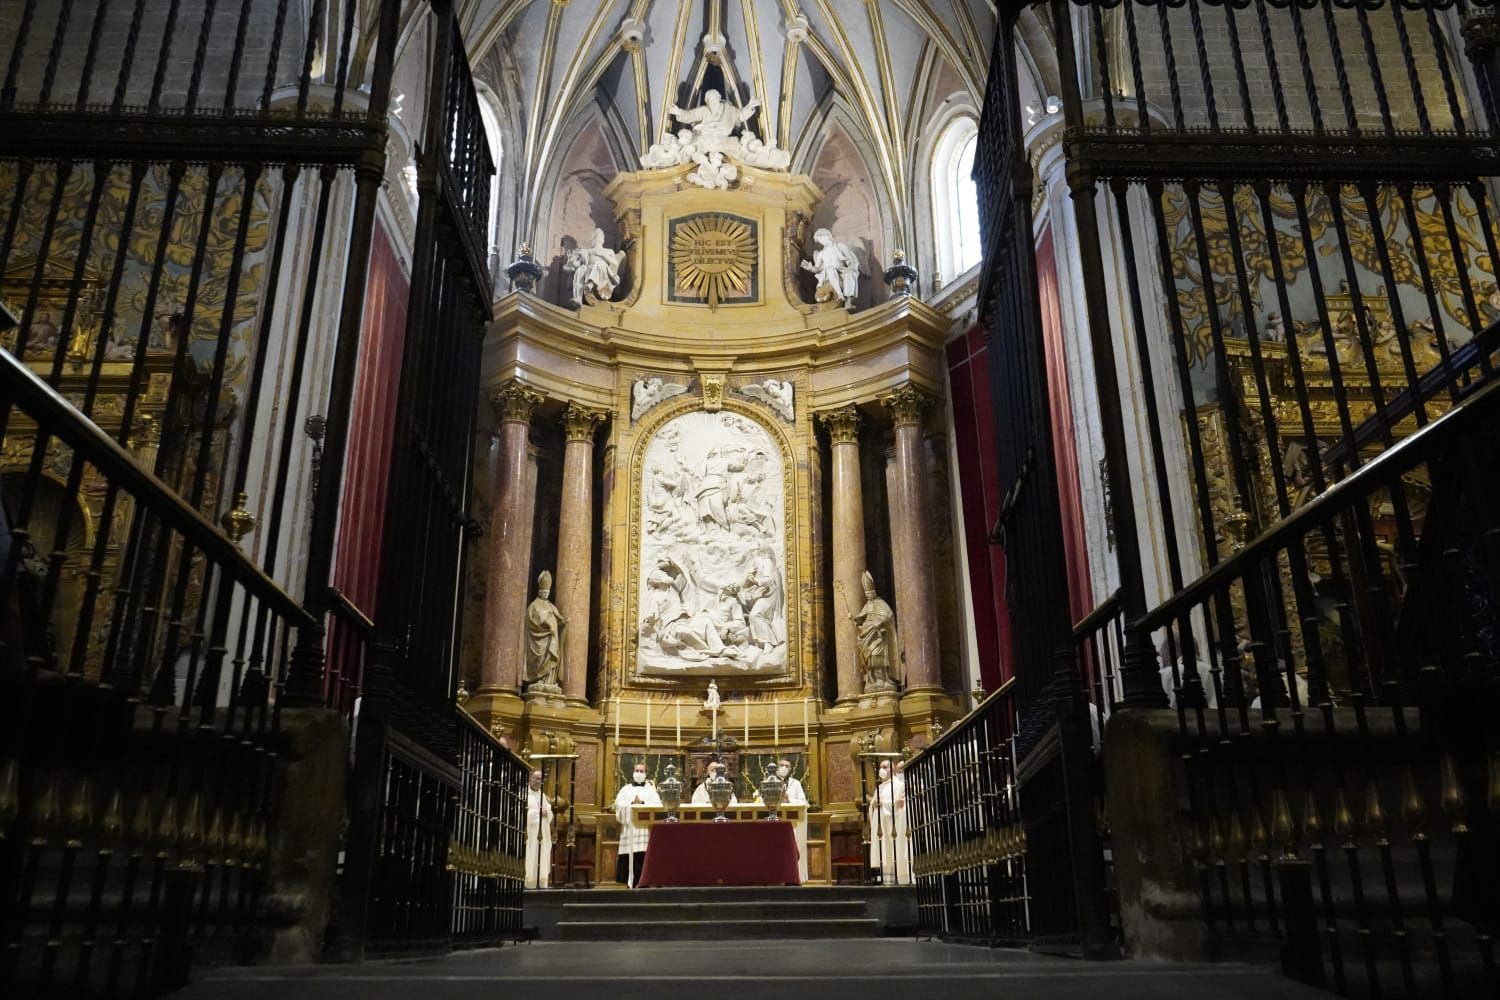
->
[221, 491, 257, 544]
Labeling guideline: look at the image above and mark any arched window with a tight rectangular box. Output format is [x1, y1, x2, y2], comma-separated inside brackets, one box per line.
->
[931, 116, 980, 282]
[476, 90, 505, 255]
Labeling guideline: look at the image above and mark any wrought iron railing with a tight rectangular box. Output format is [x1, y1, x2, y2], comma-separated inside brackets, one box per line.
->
[981, 0, 1500, 990]
[0, 350, 314, 995]
[906, 679, 1030, 944]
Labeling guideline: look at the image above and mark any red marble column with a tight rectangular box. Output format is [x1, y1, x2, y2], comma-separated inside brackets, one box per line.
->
[481, 380, 542, 692]
[817, 406, 866, 703]
[557, 402, 605, 702]
[883, 384, 942, 691]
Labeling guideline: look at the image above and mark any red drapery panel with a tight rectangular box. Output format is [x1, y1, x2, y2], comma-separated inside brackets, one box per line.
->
[1035, 227, 1094, 627]
[946, 326, 1011, 692]
[326, 222, 409, 709]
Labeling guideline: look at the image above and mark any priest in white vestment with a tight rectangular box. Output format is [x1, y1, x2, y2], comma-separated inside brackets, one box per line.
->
[690, 761, 740, 805]
[613, 762, 661, 887]
[868, 760, 912, 885]
[755, 758, 808, 882]
[524, 769, 554, 889]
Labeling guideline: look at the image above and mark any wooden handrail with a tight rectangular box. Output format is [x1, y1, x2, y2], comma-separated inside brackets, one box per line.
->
[1137, 364, 1500, 634]
[1072, 588, 1123, 640]
[906, 676, 1019, 767]
[328, 586, 375, 634]
[0, 348, 315, 629]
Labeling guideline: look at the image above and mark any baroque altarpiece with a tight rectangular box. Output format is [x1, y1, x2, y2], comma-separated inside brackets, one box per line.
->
[462, 152, 968, 882]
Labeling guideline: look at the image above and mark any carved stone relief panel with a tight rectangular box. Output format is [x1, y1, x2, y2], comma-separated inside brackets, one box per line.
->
[634, 409, 788, 677]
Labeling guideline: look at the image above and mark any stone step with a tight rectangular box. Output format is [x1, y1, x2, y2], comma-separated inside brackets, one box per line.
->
[556, 917, 882, 941]
[560, 900, 869, 921]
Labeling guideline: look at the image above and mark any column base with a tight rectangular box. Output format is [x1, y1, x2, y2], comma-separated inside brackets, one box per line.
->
[463, 687, 524, 738]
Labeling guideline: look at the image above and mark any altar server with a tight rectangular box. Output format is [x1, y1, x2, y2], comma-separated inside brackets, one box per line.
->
[772, 758, 809, 882]
[869, 759, 912, 885]
[524, 769, 554, 889]
[614, 762, 661, 887]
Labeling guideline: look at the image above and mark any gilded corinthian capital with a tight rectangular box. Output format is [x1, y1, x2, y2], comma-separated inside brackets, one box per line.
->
[561, 401, 607, 442]
[881, 383, 932, 427]
[816, 404, 862, 445]
[493, 380, 544, 424]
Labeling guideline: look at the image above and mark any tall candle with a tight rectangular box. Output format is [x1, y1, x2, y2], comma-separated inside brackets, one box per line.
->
[743, 701, 750, 744]
[773, 699, 780, 747]
[614, 693, 620, 744]
[803, 697, 810, 744]
[675, 699, 682, 747]
[645, 698, 651, 748]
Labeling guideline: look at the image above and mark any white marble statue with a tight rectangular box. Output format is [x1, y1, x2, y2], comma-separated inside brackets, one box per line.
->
[687, 150, 738, 191]
[637, 88, 792, 186]
[738, 378, 793, 422]
[564, 228, 626, 306]
[636, 411, 787, 675]
[631, 376, 689, 422]
[703, 679, 722, 713]
[801, 228, 860, 309]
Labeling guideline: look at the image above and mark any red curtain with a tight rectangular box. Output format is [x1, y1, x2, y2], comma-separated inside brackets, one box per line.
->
[326, 222, 409, 706]
[946, 225, 1095, 694]
[1035, 228, 1094, 627]
[946, 326, 1011, 691]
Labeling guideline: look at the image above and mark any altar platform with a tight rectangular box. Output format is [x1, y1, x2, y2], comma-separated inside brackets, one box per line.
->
[522, 885, 919, 941]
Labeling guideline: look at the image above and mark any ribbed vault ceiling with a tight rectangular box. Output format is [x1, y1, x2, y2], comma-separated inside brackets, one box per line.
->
[458, 0, 996, 236]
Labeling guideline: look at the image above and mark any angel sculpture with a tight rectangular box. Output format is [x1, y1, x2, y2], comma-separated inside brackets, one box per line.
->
[739, 378, 794, 422]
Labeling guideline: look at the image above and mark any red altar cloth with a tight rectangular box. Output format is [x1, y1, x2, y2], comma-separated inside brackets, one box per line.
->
[637, 821, 801, 887]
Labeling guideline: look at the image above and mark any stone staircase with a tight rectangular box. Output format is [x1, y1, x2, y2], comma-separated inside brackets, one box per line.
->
[529, 886, 916, 941]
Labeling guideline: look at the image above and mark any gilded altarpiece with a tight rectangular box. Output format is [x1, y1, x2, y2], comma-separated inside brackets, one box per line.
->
[475, 160, 961, 881]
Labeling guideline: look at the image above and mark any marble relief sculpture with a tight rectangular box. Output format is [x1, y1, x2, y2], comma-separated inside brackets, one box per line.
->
[638, 89, 793, 189]
[737, 378, 794, 422]
[525, 571, 566, 692]
[631, 376, 689, 421]
[637, 411, 787, 675]
[801, 228, 860, 309]
[564, 228, 626, 306]
[849, 571, 899, 693]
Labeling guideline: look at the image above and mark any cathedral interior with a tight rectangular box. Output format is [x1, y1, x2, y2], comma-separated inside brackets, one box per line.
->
[1, 0, 1498, 997]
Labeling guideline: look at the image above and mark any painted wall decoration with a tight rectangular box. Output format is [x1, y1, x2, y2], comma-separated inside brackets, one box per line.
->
[635, 409, 787, 676]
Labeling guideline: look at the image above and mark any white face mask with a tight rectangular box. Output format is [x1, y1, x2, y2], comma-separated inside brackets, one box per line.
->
[633, 772, 646, 785]
[879, 767, 890, 781]
[777, 766, 790, 779]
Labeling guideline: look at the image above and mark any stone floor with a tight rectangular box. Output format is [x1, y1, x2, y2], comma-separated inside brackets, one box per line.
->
[174, 939, 1330, 1000]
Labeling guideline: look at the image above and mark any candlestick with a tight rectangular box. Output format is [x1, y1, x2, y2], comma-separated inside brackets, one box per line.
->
[743, 700, 750, 745]
[675, 699, 682, 747]
[803, 696, 810, 744]
[773, 699, 780, 748]
[645, 698, 651, 748]
[614, 693, 620, 744]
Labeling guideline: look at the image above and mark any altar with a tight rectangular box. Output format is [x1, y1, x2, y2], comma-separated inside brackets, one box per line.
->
[637, 816, 801, 888]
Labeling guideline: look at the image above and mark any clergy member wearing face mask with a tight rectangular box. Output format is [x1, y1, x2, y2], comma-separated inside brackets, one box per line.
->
[765, 758, 809, 882]
[524, 769, 554, 889]
[690, 760, 740, 805]
[868, 760, 912, 885]
[613, 762, 661, 887]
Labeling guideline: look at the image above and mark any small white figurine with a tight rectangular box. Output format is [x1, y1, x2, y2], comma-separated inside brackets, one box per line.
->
[704, 679, 722, 713]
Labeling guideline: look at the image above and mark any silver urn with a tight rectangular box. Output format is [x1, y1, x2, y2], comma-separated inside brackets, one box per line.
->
[706, 770, 734, 822]
[659, 764, 684, 822]
[759, 770, 785, 820]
